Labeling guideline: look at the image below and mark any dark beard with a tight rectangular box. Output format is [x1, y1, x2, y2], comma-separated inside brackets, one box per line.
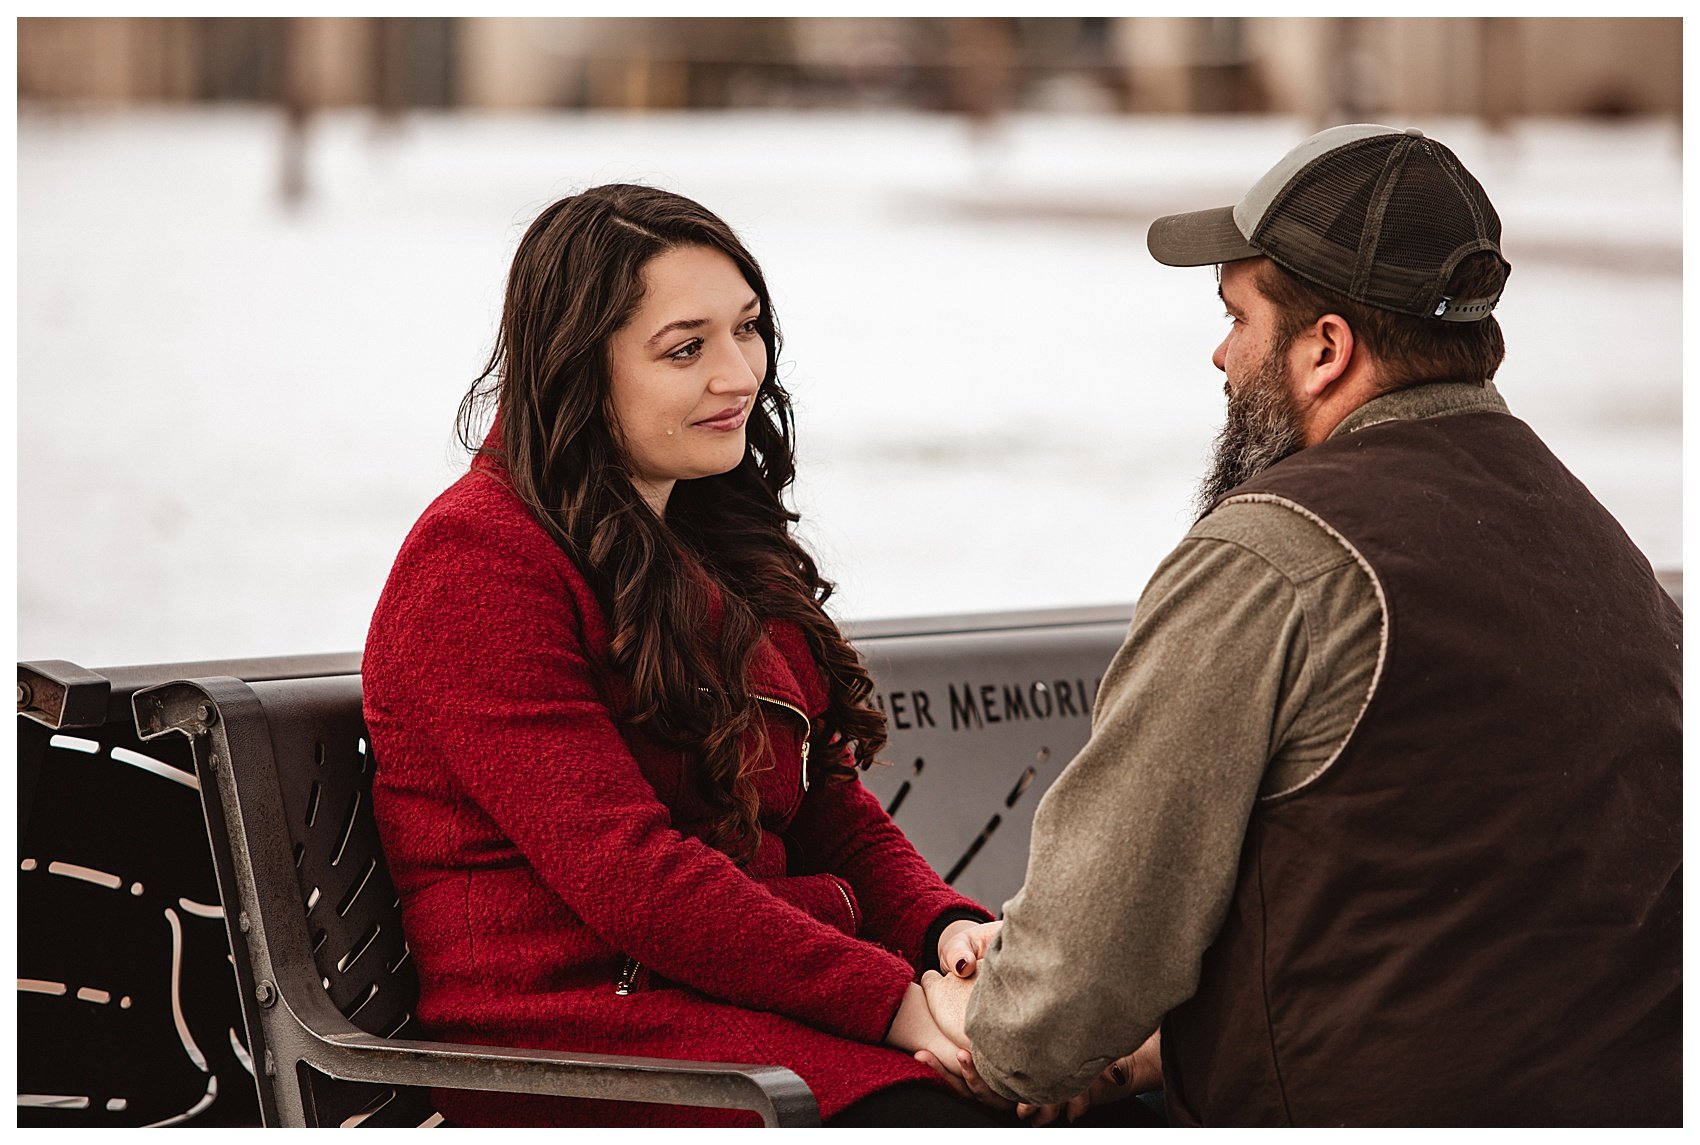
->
[1193, 348, 1307, 517]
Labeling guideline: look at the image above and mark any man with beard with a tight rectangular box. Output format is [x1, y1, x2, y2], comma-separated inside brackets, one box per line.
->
[919, 124, 1681, 1126]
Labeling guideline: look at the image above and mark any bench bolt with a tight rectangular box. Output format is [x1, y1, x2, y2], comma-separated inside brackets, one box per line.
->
[256, 980, 276, 1007]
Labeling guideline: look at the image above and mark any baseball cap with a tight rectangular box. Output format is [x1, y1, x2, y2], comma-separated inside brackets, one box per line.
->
[1148, 124, 1509, 322]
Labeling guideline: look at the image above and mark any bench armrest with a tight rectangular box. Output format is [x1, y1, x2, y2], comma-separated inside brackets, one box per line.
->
[298, 1028, 818, 1126]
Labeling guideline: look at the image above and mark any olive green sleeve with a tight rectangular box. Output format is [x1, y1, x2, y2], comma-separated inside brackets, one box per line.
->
[962, 501, 1380, 1105]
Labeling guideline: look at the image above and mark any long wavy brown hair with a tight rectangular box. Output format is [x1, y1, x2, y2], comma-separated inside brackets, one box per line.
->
[458, 184, 886, 864]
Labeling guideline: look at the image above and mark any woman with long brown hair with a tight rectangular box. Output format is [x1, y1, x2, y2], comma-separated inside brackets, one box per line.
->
[362, 184, 1007, 1126]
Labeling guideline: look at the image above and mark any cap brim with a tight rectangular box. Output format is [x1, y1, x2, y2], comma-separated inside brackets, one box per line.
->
[1147, 205, 1261, 267]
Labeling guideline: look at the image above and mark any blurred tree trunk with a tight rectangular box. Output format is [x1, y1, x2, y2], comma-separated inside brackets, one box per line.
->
[1479, 18, 1522, 135]
[949, 18, 1016, 128]
[278, 17, 310, 208]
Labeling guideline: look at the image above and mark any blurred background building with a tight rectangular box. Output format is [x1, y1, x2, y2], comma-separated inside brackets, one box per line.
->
[18, 16, 1682, 121]
[16, 17, 1684, 668]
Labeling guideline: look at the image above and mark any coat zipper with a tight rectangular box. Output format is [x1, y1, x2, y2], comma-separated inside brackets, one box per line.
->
[615, 957, 643, 996]
[831, 877, 859, 931]
[754, 694, 812, 792]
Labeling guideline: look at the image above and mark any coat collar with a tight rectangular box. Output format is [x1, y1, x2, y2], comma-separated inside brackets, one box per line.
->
[700, 573, 818, 715]
[746, 622, 817, 715]
[1330, 380, 1509, 439]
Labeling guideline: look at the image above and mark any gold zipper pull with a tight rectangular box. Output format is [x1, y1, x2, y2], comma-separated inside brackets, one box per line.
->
[754, 693, 814, 794]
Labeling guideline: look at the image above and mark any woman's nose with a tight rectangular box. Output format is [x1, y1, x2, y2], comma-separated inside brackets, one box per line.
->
[709, 342, 761, 394]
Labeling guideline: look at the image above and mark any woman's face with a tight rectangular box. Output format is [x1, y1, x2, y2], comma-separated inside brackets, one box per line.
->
[606, 244, 767, 514]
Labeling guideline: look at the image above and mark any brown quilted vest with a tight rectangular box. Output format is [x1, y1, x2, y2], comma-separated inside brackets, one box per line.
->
[1161, 408, 1681, 1126]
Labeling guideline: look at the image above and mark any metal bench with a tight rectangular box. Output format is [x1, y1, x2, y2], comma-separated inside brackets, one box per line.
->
[19, 605, 1126, 1126]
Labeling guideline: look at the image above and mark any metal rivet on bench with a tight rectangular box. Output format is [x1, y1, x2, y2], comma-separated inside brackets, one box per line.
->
[17, 681, 31, 708]
[207, 753, 220, 771]
[196, 703, 217, 726]
[256, 980, 277, 1007]
[238, 911, 251, 934]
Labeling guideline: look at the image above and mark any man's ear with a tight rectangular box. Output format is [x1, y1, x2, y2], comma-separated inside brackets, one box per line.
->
[1291, 313, 1356, 400]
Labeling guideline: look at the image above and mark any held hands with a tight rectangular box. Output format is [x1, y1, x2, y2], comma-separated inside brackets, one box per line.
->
[911, 926, 1165, 1122]
[914, 969, 1016, 1110]
[909, 920, 1009, 1107]
[884, 922, 1002, 1082]
[923, 918, 1003, 1056]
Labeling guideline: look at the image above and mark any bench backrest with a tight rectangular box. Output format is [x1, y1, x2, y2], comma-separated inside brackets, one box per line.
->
[853, 608, 1130, 911]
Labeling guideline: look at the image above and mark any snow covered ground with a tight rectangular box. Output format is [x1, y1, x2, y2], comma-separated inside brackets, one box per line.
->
[16, 109, 1683, 667]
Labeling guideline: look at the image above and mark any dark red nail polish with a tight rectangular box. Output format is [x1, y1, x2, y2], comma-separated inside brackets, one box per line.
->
[955, 959, 968, 974]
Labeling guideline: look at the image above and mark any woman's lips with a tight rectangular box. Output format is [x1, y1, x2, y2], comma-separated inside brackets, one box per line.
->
[693, 405, 749, 432]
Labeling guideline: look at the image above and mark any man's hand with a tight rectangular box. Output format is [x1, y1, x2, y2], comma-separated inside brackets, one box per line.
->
[956, 1048, 1017, 1111]
[938, 918, 1003, 978]
[1016, 1030, 1163, 1125]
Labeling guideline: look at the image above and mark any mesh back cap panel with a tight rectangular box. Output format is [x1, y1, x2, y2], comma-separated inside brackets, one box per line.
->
[1252, 132, 1505, 318]
[1151, 122, 1509, 322]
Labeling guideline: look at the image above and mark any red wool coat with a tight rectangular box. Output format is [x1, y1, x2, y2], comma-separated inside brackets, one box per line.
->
[362, 451, 989, 1126]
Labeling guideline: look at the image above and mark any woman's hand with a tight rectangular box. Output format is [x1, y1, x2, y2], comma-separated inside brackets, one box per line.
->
[918, 968, 974, 1047]
[938, 918, 1002, 978]
[1016, 1030, 1163, 1125]
[884, 982, 966, 1079]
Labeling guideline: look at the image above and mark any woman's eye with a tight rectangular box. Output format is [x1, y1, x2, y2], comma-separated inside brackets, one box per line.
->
[737, 318, 760, 336]
[668, 339, 703, 361]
